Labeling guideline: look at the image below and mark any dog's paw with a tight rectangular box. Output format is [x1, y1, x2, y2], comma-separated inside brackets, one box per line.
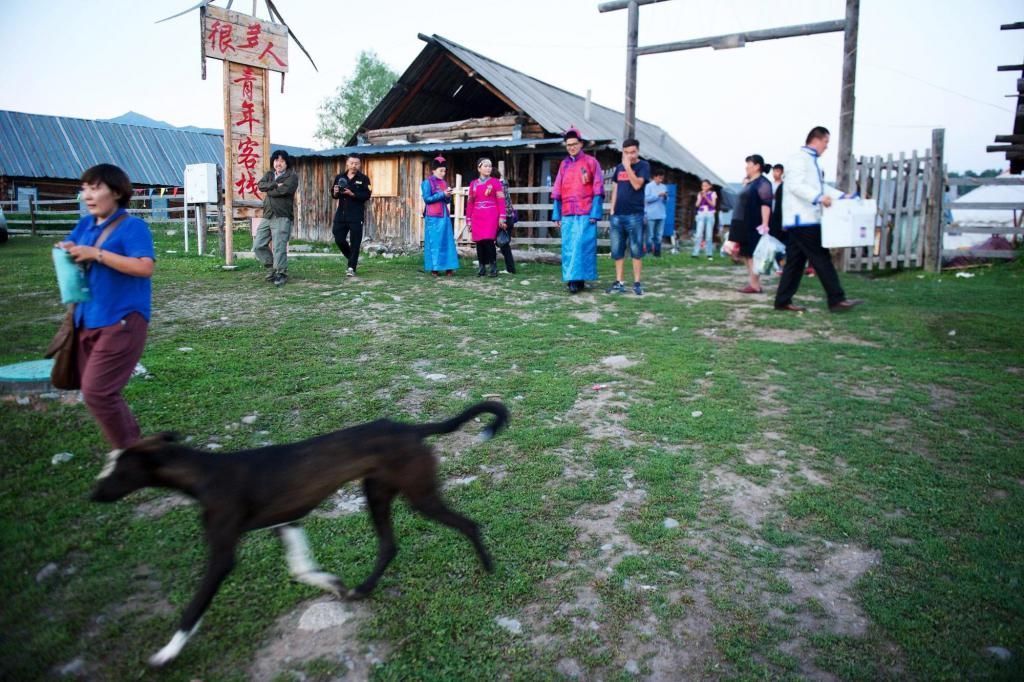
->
[298, 571, 346, 598]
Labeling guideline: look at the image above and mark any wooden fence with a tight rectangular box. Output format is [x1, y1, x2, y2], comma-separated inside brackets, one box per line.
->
[843, 148, 934, 271]
[0, 196, 219, 253]
[842, 129, 1021, 272]
[0, 196, 206, 234]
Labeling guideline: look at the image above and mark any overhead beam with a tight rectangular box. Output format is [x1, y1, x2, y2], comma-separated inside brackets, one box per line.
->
[636, 19, 845, 56]
[598, 0, 671, 12]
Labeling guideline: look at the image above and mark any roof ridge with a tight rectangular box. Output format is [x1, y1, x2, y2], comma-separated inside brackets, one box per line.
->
[425, 34, 663, 128]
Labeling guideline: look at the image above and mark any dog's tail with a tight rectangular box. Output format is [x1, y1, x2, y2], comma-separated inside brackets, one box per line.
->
[416, 401, 509, 442]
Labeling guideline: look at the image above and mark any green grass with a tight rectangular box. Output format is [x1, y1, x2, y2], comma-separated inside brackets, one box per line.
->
[1, 227, 1022, 680]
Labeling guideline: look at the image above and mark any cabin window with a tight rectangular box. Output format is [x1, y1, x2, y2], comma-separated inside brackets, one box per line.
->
[364, 158, 398, 197]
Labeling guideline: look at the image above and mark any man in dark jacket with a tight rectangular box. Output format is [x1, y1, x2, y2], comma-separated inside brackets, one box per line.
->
[331, 155, 372, 277]
[255, 150, 298, 286]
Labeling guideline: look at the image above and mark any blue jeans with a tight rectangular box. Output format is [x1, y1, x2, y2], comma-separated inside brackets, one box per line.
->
[646, 218, 664, 255]
[609, 214, 645, 260]
[692, 211, 714, 256]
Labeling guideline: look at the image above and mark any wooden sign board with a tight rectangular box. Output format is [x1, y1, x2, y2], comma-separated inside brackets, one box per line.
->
[203, 5, 289, 73]
[225, 61, 270, 208]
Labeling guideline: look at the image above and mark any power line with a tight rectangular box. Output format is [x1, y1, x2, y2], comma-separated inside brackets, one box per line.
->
[863, 60, 1013, 114]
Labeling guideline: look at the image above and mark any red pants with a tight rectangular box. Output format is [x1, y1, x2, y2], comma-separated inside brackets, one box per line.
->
[76, 312, 148, 449]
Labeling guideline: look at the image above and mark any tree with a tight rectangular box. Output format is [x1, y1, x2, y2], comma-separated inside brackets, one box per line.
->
[315, 51, 399, 148]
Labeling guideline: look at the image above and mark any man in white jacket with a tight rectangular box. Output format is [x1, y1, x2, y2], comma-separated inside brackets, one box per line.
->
[773, 126, 863, 313]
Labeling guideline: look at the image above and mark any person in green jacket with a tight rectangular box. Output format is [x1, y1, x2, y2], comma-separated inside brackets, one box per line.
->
[255, 150, 299, 286]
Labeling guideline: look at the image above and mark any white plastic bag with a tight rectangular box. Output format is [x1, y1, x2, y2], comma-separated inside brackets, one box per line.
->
[753, 234, 785, 275]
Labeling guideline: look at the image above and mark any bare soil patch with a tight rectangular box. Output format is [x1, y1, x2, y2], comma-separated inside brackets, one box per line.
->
[248, 596, 387, 682]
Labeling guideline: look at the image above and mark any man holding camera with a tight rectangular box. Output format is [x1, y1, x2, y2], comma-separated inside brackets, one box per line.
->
[331, 155, 372, 277]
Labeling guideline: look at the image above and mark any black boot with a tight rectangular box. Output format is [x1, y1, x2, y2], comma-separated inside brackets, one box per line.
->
[477, 263, 486, 276]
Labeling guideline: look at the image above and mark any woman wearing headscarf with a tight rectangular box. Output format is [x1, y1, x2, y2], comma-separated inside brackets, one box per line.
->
[420, 156, 459, 276]
[465, 157, 507, 277]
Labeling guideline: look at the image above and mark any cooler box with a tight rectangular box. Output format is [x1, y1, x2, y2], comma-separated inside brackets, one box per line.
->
[821, 198, 877, 248]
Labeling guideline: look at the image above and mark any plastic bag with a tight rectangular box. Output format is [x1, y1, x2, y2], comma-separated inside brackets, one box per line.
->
[52, 248, 91, 304]
[752, 235, 785, 275]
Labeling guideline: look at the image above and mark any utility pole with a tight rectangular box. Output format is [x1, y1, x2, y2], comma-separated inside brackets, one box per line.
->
[836, 0, 860, 193]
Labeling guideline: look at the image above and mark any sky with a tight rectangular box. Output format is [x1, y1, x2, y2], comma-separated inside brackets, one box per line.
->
[2, 0, 1020, 181]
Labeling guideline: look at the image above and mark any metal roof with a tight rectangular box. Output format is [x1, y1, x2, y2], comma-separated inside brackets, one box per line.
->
[0, 110, 311, 187]
[298, 137, 568, 159]
[359, 34, 727, 186]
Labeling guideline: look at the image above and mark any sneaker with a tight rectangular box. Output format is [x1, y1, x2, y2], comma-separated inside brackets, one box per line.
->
[346, 267, 356, 278]
[707, 256, 714, 261]
[265, 271, 276, 281]
[567, 281, 581, 294]
[273, 272, 287, 286]
[605, 280, 625, 294]
[633, 282, 644, 296]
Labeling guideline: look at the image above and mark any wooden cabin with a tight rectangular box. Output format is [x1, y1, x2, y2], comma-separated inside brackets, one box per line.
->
[290, 34, 727, 247]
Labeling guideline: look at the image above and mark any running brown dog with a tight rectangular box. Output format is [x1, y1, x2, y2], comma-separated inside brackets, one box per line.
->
[91, 401, 508, 666]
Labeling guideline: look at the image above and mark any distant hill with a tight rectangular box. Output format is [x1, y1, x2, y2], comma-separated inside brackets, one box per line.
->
[104, 111, 222, 137]
[103, 111, 312, 154]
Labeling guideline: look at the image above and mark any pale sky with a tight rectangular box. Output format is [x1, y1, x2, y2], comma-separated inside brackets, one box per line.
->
[2, 0, 1020, 181]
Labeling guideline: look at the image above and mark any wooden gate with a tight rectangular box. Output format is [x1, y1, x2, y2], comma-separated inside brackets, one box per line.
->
[843, 147, 936, 271]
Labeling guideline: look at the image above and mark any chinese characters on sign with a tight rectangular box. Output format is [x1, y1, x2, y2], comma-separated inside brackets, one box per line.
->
[227, 62, 268, 204]
[203, 5, 289, 73]
[199, 4, 290, 263]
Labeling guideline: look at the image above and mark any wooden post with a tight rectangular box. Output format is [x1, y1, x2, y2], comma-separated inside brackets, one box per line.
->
[836, 0, 859, 193]
[28, 196, 37, 237]
[923, 128, 945, 273]
[623, 0, 639, 141]
[216, 165, 226, 259]
[197, 205, 208, 255]
[222, 65, 234, 264]
[453, 173, 465, 240]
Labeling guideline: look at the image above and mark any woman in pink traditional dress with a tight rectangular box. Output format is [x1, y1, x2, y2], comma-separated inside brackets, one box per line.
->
[465, 157, 506, 277]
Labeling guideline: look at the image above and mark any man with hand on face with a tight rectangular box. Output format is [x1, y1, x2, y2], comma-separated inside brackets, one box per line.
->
[606, 138, 650, 296]
[254, 150, 298, 286]
[331, 155, 373, 277]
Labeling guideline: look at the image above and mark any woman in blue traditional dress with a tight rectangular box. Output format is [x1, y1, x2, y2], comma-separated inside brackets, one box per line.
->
[421, 156, 459, 276]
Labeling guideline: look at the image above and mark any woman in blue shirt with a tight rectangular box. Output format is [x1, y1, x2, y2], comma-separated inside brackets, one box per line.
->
[57, 164, 155, 450]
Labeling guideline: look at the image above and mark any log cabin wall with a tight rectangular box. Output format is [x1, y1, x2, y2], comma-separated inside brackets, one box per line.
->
[291, 154, 429, 245]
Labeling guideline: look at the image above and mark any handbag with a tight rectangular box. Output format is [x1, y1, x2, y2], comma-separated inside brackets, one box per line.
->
[44, 212, 128, 390]
[45, 306, 79, 390]
[496, 227, 511, 247]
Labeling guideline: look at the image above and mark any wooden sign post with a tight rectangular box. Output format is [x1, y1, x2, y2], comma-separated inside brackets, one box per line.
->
[200, 5, 289, 266]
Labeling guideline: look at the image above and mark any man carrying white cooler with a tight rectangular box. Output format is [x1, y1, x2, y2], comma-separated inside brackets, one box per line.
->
[773, 126, 864, 313]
